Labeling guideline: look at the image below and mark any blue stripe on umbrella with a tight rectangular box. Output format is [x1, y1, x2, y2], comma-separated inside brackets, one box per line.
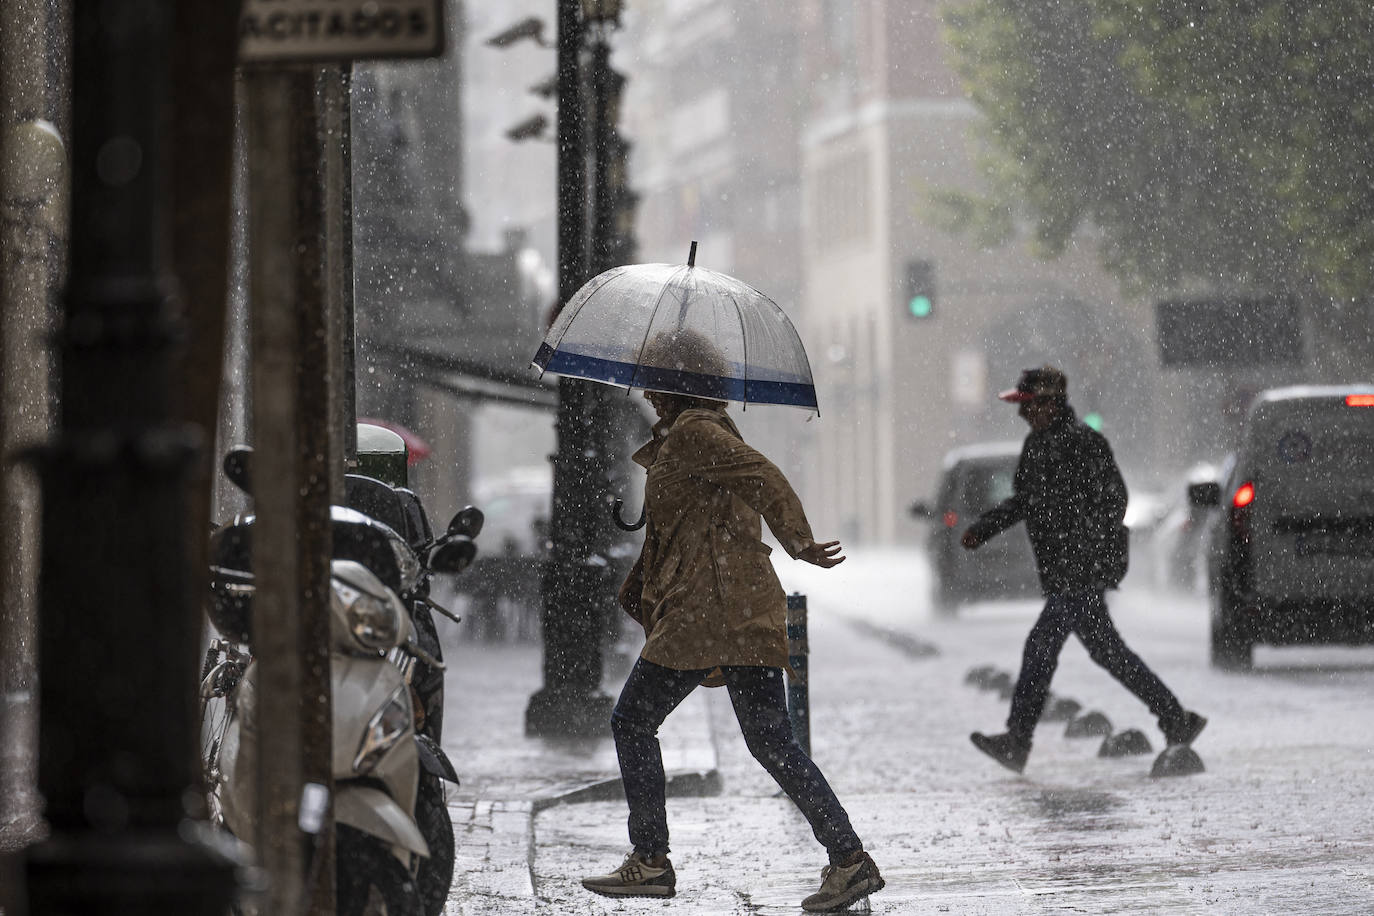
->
[534, 343, 818, 409]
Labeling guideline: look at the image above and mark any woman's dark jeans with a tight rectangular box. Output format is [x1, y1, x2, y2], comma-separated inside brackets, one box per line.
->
[611, 657, 862, 863]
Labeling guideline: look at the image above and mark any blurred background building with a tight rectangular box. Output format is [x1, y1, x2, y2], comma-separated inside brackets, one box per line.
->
[347, 0, 1357, 550]
[352, 0, 559, 533]
[616, 0, 1151, 543]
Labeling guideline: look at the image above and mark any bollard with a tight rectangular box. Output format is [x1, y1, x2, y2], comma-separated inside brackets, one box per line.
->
[786, 592, 811, 756]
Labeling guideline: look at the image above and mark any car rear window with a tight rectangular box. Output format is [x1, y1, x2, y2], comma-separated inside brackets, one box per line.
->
[1248, 400, 1374, 475]
[961, 464, 1017, 510]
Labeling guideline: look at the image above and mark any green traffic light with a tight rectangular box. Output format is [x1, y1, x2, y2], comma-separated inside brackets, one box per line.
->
[908, 295, 933, 318]
[1083, 411, 1103, 431]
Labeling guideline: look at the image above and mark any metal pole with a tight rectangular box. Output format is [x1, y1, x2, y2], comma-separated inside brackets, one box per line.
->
[786, 593, 811, 756]
[23, 1, 237, 911]
[321, 63, 358, 479]
[243, 64, 336, 916]
[300, 72, 338, 915]
[588, 37, 614, 276]
[526, 0, 617, 737]
[0, 0, 66, 875]
[313, 61, 353, 911]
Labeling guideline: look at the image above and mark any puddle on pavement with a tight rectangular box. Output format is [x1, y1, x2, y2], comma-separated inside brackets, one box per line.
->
[1026, 787, 1125, 829]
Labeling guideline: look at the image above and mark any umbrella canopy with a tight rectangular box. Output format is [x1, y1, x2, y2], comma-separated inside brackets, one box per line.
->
[532, 249, 818, 412]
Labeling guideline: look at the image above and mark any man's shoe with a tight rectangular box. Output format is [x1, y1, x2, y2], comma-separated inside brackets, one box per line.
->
[970, 731, 1030, 774]
[801, 851, 884, 913]
[1164, 711, 1207, 746]
[581, 852, 676, 899]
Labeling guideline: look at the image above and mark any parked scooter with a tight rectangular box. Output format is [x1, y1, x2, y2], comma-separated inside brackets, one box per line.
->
[339, 471, 483, 915]
[209, 556, 428, 911]
[355, 489, 482, 916]
[202, 448, 481, 916]
[343, 471, 484, 746]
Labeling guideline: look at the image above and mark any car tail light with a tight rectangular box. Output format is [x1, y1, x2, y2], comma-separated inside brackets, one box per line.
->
[942, 511, 959, 528]
[1230, 481, 1253, 547]
[1228, 480, 1254, 590]
[1346, 394, 1374, 407]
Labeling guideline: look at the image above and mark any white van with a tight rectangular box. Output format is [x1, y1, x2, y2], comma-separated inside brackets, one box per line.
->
[1190, 385, 1374, 667]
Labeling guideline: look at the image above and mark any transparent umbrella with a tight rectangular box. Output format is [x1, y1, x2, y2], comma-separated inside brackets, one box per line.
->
[532, 242, 818, 413]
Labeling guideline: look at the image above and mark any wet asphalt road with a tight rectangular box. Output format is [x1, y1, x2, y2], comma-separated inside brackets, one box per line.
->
[449, 548, 1374, 914]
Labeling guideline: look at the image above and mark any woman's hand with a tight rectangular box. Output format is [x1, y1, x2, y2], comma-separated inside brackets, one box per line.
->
[797, 539, 845, 568]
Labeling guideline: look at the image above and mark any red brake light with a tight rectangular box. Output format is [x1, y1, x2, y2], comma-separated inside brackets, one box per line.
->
[1346, 394, 1374, 407]
[1233, 481, 1255, 508]
[942, 511, 959, 528]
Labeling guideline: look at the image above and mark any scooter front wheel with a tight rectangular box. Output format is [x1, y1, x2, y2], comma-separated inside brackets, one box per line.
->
[337, 824, 423, 916]
[415, 774, 454, 916]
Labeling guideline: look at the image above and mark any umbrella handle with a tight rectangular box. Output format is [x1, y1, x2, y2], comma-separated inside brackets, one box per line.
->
[611, 498, 646, 531]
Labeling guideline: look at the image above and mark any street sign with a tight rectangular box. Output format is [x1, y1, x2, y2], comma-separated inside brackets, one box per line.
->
[239, 0, 444, 63]
[950, 349, 986, 406]
[1155, 296, 1303, 367]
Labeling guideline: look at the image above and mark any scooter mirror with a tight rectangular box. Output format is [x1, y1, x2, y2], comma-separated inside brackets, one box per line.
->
[427, 536, 477, 574]
[446, 505, 484, 539]
[224, 446, 253, 493]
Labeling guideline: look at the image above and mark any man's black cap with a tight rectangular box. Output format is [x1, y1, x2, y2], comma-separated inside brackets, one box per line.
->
[998, 366, 1068, 403]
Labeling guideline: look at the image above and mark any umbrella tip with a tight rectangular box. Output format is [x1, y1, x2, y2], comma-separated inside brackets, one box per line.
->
[687, 240, 697, 267]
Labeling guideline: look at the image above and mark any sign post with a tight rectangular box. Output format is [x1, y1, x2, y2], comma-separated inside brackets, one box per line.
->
[237, 8, 444, 913]
[239, 0, 444, 63]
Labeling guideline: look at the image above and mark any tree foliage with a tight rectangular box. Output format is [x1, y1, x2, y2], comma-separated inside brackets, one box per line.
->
[942, 0, 1374, 327]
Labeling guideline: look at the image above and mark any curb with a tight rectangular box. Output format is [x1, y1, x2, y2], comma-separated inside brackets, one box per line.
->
[530, 766, 724, 815]
[841, 617, 941, 659]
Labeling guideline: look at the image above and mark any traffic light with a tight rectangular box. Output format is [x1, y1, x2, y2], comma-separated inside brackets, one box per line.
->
[905, 259, 936, 319]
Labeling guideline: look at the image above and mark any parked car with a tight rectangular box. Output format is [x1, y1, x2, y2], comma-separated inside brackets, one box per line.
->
[911, 442, 1040, 614]
[1189, 385, 1374, 668]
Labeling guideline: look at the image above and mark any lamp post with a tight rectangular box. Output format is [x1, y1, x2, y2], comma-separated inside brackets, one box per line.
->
[486, 0, 631, 738]
[586, 0, 635, 275]
[520, 0, 627, 737]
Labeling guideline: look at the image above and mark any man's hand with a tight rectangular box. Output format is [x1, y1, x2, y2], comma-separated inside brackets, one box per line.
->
[961, 528, 982, 550]
[797, 539, 846, 568]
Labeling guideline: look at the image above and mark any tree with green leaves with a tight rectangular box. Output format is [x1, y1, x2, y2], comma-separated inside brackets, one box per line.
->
[941, 0, 1372, 361]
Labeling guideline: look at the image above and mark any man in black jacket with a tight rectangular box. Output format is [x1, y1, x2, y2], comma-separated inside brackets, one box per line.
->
[961, 366, 1205, 773]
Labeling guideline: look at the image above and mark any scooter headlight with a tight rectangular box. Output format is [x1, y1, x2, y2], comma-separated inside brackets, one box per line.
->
[353, 685, 410, 775]
[348, 591, 401, 651]
[333, 579, 402, 652]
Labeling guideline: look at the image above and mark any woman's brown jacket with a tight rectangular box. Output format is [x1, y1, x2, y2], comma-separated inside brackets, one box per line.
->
[619, 406, 814, 672]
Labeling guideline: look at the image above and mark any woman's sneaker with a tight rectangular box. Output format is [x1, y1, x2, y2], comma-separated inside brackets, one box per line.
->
[801, 851, 884, 912]
[581, 852, 676, 899]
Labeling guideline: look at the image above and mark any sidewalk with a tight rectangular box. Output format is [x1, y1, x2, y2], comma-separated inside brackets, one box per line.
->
[436, 635, 720, 915]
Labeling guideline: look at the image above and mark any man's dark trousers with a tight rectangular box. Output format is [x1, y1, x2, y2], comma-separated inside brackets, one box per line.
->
[1008, 590, 1185, 744]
